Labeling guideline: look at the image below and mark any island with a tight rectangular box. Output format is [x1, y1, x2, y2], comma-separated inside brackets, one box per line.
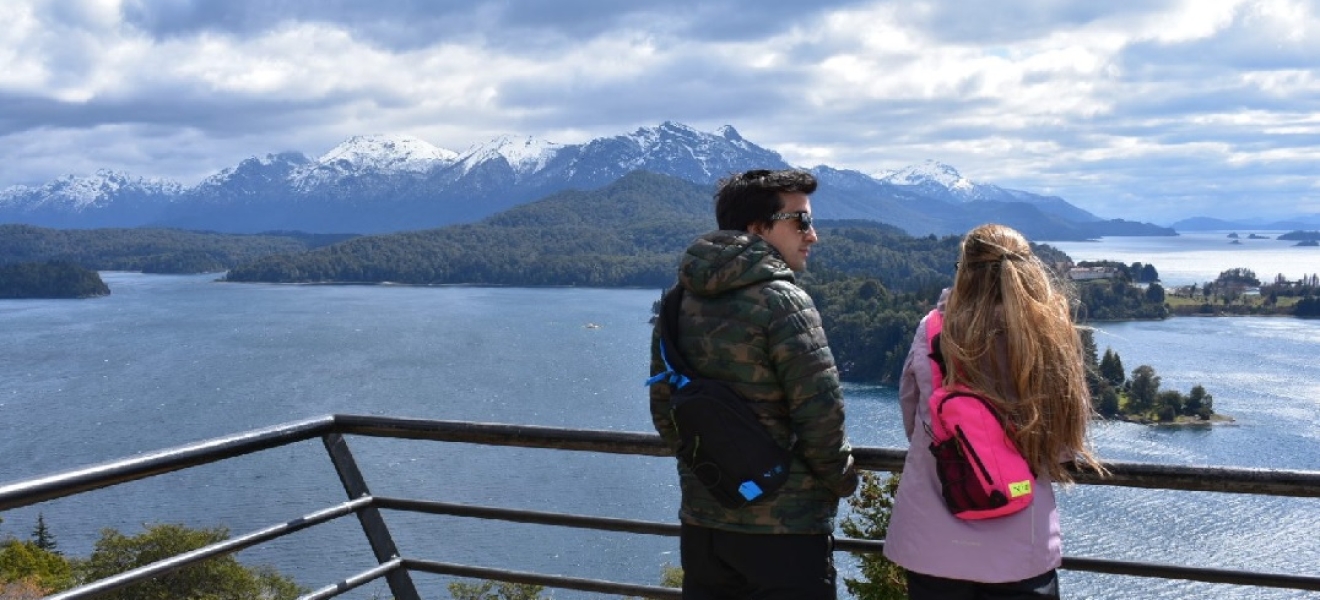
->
[0, 261, 110, 299]
[1087, 342, 1229, 425]
[1278, 230, 1320, 241]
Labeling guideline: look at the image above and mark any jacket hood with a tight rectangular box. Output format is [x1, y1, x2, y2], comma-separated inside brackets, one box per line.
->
[678, 230, 795, 297]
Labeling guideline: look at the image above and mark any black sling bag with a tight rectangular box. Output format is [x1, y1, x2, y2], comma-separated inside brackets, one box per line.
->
[646, 286, 793, 509]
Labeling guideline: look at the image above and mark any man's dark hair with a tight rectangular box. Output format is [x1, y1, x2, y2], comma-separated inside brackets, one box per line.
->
[714, 169, 818, 231]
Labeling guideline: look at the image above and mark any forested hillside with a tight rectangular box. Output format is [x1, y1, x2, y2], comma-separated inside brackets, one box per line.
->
[0, 225, 355, 273]
[223, 172, 963, 290]
[224, 172, 712, 287]
[0, 261, 110, 299]
[221, 171, 1086, 290]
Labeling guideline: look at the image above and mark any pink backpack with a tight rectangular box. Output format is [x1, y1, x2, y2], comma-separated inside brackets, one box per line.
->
[925, 309, 1036, 520]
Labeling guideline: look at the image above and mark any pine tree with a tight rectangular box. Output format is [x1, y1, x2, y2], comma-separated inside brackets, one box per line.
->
[840, 472, 907, 599]
[30, 514, 57, 555]
[1099, 348, 1126, 387]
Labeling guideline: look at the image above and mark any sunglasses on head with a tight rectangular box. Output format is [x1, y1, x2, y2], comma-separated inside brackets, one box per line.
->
[768, 211, 813, 233]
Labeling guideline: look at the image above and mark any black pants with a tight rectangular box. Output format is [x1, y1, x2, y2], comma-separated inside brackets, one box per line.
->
[680, 523, 836, 600]
[905, 569, 1060, 600]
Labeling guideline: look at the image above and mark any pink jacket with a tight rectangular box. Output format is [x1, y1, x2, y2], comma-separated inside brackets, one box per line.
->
[882, 308, 1062, 583]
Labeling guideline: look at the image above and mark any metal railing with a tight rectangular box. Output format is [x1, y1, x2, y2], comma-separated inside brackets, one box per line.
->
[1, 414, 1318, 599]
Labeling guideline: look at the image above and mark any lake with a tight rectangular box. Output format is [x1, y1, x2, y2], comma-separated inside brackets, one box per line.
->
[1047, 230, 1319, 287]
[0, 251, 1317, 599]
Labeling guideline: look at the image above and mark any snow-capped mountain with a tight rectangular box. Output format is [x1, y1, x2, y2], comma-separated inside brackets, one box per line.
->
[878, 160, 975, 194]
[294, 134, 459, 189]
[0, 170, 181, 228]
[875, 159, 1102, 223]
[319, 134, 457, 172]
[562, 121, 789, 186]
[0, 170, 181, 210]
[0, 122, 1147, 237]
[391, 121, 796, 227]
[454, 135, 561, 177]
[196, 152, 311, 198]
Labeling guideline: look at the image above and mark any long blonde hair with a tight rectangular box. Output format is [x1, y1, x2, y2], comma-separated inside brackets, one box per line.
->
[941, 223, 1102, 482]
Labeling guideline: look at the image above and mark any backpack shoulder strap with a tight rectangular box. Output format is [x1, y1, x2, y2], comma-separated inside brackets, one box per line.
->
[659, 286, 693, 375]
[923, 309, 957, 438]
[925, 308, 947, 383]
[645, 286, 693, 388]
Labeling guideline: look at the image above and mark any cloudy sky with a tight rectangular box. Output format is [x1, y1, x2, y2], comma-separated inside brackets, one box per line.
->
[2, 0, 1317, 224]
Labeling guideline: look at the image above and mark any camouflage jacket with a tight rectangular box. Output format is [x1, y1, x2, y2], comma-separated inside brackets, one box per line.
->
[649, 230, 858, 534]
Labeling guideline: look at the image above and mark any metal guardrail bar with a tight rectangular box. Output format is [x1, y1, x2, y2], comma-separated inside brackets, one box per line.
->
[333, 414, 1320, 497]
[1061, 556, 1320, 592]
[0, 415, 335, 512]
[848, 446, 909, 473]
[333, 414, 671, 456]
[373, 496, 680, 538]
[402, 559, 683, 600]
[377, 497, 1320, 593]
[45, 496, 371, 600]
[321, 433, 420, 600]
[853, 445, 1320, 499]
[1068, 461, 1320, 497]
[298, 557, 404, 600]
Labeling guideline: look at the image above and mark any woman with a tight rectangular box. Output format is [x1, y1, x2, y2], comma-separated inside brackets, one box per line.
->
[883, 223, 1105, 599]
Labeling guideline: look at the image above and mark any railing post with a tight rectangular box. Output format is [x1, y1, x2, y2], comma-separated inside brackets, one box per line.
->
[322, 432, 421, 600]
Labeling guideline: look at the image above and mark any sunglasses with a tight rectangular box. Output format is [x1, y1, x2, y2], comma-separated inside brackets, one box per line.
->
[768, 211, 813, 233]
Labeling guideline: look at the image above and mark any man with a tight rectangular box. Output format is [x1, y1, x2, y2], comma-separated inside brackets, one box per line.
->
[649, 168, 859, 600]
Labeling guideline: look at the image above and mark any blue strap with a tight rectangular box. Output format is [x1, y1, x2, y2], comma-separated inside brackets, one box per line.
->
[645, 340, 691, 388]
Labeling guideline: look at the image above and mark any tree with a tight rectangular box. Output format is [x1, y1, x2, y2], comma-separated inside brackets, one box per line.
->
[0, 539, 73, 593]
[1216, 268, 1261, 288]
[1145, 282, 1165, 304]
[1078, 328, 1099, 371]
[1189, 385, 1215, 419]
[76, 523, 305, 600]
[1079, 328, 1107, 400]
[1129, 365, 1161, 413]
[1097, 387, 1121, 418]
[1156, 390, 1185, 421]
[858, 279, 883, 300]
[29, 515, 56, 555]
[447, 579, 546, 599]
[1140, 263, 1159, 283]
[839, 472, 906, 600]
[1296, 295, 1320, 318]
[1184, 385, 1211, 417]
[1099, 349, 1126, 388]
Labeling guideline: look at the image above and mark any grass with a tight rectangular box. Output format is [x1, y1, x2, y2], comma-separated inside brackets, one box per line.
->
[1164, 292, 1298, 315]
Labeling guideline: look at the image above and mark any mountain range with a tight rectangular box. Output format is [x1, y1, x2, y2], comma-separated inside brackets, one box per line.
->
[0, 121, 1173, 240]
